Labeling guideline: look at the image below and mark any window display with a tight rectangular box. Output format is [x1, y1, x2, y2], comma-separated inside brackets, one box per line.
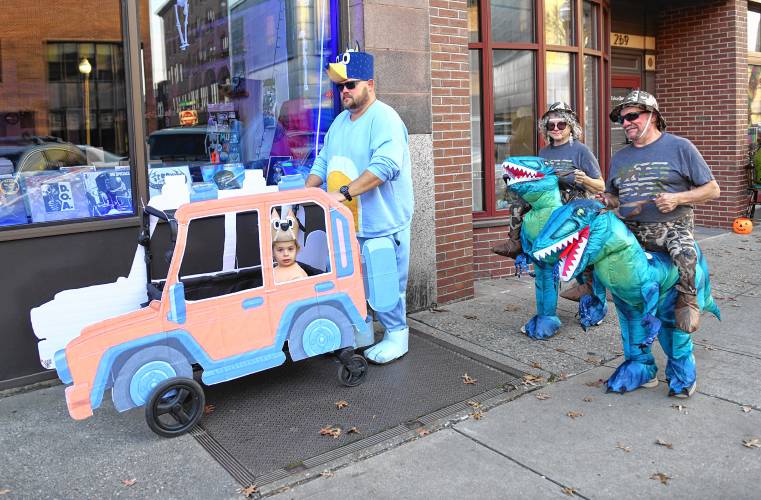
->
[143, 0, 339, 199]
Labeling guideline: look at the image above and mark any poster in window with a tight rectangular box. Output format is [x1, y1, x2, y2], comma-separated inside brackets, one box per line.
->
[83, 168, 133, 216]
[23, 171, 91, 223]
[148, 165, 191, 199]
[0, 175, 28, 226]
[201, 163, 245, 190]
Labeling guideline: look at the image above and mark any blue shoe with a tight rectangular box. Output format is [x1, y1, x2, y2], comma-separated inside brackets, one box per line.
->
[364, 328, 408, 364]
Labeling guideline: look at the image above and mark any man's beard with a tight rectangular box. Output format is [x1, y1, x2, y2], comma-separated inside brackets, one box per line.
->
[343, 87, 370, 111]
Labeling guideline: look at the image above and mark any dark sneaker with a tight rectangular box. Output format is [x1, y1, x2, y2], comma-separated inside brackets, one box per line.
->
[669, 381, 696, 398]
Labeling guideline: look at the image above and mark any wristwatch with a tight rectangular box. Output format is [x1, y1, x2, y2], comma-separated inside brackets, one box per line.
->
[339, 185, 352, 202]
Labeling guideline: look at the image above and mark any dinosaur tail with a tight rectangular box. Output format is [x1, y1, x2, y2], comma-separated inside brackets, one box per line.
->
[697, 245, 721, 321]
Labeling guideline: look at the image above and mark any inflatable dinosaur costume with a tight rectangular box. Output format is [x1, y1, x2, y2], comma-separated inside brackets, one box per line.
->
[502, 157, 608, 339]
[531, 199, 720, 396]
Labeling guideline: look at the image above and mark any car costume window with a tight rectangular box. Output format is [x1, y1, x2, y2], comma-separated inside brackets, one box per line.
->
[179, 210, 263, 301]
[270, 202, 330, 278]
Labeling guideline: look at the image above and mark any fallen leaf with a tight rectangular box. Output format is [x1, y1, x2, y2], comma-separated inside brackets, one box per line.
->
[430, 307, 449, 313]
[555, 347, 567, 353]
[203, 404, 216, 415]
[522, 374, 545, 386]
[335, 400, 349, 409]
[566, 411, 583, 419]
[535, 392, 551, 400]
[121, 479, 136, 487]
[743, 437, 761, 448]
[347, 427, 360, 434]
[531, 361, 543, 369]
[585, 356, 603, 365]
[703, 345, 715, 351]
[319, 425, 342, 438]
[585, 379, 605, 388]
[470, 411, 484, 420]
[320, 470, 335, 478]
[670, 404, 688, 413]
[462, 373, 478, 385]
[561, 486, 577, 496]
[463, 314, 478, 320]
[237, 484, 258, 497]
[466, 400, 482, 409]
[504, 304, 520, 312]
[615, 442, 632, 453]
[650, 472, 671, 485]
[655, 438, 673, 449]
[583, 396, 593, 402]
[557, 373, 569, 381]
[416, 428, 431, 437]
[741, 405, 753, 413]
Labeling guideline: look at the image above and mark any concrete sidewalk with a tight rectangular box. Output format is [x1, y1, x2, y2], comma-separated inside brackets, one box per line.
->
[2, 226, 761, 499]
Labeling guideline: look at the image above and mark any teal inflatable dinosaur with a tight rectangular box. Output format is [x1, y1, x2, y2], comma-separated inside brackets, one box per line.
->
[502, 157, 608, 339]
[531, 199, 720, 396]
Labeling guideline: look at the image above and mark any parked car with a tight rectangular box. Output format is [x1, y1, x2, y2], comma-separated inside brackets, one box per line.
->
[0, 136, 87, 175]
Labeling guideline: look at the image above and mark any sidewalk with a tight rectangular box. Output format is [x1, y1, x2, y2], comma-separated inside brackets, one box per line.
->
[2, 227, 761, 499]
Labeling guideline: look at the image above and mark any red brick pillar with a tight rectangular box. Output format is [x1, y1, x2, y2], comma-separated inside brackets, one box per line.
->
[657, 0, 748, 227]
[429, 0, 475, 303]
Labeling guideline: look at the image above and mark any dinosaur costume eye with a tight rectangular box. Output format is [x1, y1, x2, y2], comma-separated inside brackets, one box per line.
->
[576, 208, 585, 217]
[342, 52, 351, 64]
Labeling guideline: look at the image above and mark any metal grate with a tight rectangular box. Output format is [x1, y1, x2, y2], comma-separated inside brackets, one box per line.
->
[193, 330, 522, 487]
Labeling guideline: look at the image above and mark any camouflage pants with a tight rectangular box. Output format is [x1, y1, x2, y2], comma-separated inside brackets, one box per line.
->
[624, 212, 697, 295]
[505, 190, 531, 237]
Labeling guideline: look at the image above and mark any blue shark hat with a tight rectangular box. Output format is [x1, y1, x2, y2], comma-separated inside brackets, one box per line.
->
[327, 44, 374, 83]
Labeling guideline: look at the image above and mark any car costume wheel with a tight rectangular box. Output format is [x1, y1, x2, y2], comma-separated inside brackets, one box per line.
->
[111, 346, 192, 411]
[337, 354, 368, 387]
[145, 377, 205, 438]
[287, 305, 353, 361]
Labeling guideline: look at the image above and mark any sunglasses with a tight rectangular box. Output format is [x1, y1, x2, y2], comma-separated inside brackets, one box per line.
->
[337, 80, 360, 91]
[617, 111, 647, 124]
[546, 121, 567, 131]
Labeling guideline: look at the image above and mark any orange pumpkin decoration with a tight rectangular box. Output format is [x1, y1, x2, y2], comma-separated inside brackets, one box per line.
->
[733, 217, 753, 234]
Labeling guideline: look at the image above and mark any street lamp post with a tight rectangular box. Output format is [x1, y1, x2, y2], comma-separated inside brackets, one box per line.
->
[78, 58, 92, 145]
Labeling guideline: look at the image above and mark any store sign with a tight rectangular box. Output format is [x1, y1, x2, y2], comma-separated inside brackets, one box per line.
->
[612, 33, 655, 50]
[179, 109, 198, 126]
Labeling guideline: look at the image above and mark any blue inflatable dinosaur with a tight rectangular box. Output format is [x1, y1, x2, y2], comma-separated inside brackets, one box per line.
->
[531, 199, 720, 396]
[503, 157, 608, 339]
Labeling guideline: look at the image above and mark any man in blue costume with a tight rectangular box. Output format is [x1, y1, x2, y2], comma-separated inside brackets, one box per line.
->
[306, 46, 414, 364]
[600, 90, 720, 341]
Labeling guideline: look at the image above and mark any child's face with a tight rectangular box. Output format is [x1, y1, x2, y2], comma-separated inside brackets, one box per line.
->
[273, 240, 298, 267]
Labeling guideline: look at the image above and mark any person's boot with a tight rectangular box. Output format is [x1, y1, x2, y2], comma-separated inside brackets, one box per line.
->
[675, 292, 700, 333]
[492, 231, 522, 258]
[560, 280, 593, 302]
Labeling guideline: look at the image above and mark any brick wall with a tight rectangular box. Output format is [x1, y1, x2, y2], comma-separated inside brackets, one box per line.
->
[473, 226, 516, 280]
[657, 0, 748, 227]
[429, 0, 475, 303]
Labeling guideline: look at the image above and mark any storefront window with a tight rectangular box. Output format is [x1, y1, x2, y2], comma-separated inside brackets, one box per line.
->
[468, 0, 607, 217]
[142, 0, 338, 193]
[0, 1, 133, 229]
[469, 0, 481, 43]
[583, 1, 599, 49]
[491, 0, 535, 42]
[584, 55, 599, 158]
[493, 50, 536, 209]
[471, 51, 485, 211]
[546, 51, 574, 105]
[544, 0, 574, 46]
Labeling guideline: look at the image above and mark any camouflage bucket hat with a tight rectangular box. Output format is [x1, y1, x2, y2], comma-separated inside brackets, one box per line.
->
[541, 101, 578, 122]
[609, 90, 667, 131]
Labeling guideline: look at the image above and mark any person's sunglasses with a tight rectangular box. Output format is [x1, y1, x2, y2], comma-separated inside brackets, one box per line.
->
[617, 111, 646, 124]
[337, 80, 360, 91]
[546, 121, 567, 131]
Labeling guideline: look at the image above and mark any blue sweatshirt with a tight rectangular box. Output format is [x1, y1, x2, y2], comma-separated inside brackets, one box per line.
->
[310, 100, 414, 238]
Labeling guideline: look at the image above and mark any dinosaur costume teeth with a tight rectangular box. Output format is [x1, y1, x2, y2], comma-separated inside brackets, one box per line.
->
[502, 161, 546, 186]
[534, 226, 590, 281]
